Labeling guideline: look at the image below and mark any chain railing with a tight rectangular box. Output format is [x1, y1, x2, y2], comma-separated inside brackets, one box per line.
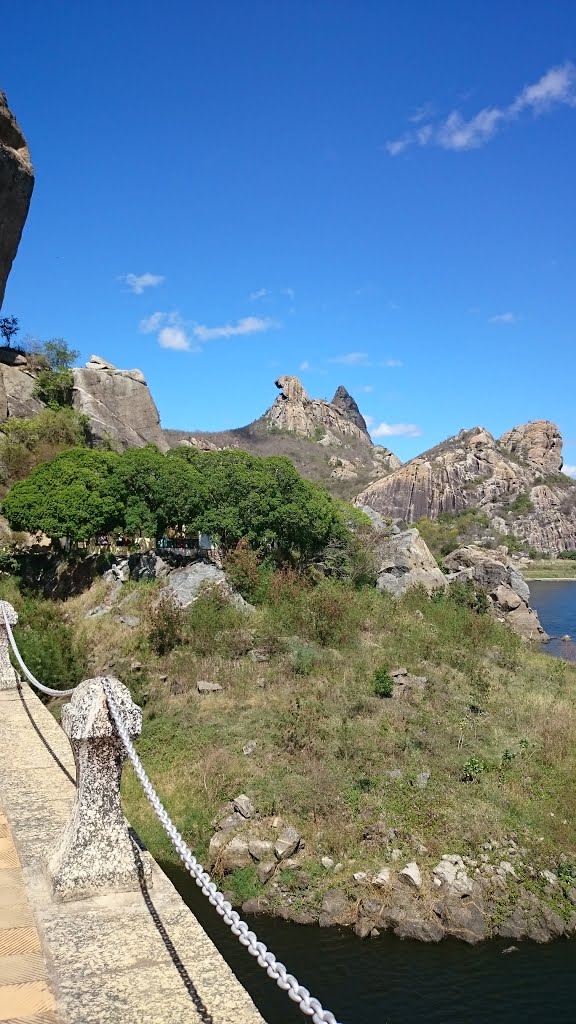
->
[2, 601, 342, 1024]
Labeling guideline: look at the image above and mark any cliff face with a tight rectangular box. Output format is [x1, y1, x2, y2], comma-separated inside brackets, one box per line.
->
[0, 92, 34, 308]
[72, 356, 169, 451]
[355, 421, 576, 555]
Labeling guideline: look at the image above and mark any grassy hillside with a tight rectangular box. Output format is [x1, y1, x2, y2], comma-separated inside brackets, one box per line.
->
[7, 565, 575, 927]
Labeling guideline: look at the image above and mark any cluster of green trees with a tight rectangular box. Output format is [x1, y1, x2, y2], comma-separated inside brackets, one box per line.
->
[2, 445, 349, 557]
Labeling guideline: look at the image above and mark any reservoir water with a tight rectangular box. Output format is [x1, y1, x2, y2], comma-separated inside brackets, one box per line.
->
[166, 581, 576, 1024]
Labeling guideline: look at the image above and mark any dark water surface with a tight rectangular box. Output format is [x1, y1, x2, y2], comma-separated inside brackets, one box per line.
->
[529, 579, 576, 661]
[163, 865, 576, 1024]
[162, 581, 576, 1024]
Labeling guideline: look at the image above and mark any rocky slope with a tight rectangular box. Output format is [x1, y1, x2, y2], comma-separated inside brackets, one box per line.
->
[0, 91, 34, 308]
[165, 375, 401, 500]
[356, 421, 576, 556]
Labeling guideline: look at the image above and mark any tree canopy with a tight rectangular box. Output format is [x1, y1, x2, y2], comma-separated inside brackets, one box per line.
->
[2, 444, 347, 555]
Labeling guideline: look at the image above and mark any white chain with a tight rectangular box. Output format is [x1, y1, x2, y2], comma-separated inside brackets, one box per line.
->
[103, 680, 341, 1024]
[3, 606, 76, 697]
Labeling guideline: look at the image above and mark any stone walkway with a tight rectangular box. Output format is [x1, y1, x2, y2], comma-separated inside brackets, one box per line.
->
[0, 808, 58, 1023]
[0, 686, 266, 1024]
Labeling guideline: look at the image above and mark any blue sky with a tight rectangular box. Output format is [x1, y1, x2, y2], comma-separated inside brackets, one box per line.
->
[2, 1, 576, 470]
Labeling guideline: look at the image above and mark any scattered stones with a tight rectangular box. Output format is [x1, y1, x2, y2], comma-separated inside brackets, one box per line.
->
[391, 849, 402, 862]
[372, 867, 391, 887]
[415, 772, 430, 789]
[540, 869, 558, 886]
[321, 856, 335, 870]
[117, 615, 140, 628]
[197, 680, 223, 694]
[498, 861, 517, 879]
[242, 740, 257, 756]
[233, 794, 255, 819]
[388, 769, 404, 782]
[502, 945, 519, 954]
[274, 826, 301, 861]
[353, 872, 370, 885]
[218, 812, 245, 832]
[400, 862, 422, 889]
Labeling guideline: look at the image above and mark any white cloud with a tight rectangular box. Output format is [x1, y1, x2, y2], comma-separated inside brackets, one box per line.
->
[139, 311, 166, 334]
[282, 287, 296, 300]
[489, 311, 519, 324]
[122, 272, 165, 294]
[139, 311, 195, 352]
[249, 288, 269, 301]
[371, 421, 422, 438]
[193, 316, 279, 341]
[382, 358, 403, 367]
[159, 326, 191, 351]
[563, 464, 576, 479]
[329, 352, 371, 366]
[299, 360, 310, 371]
[360, 384, 373, 393]
[386, 62, 576, 155]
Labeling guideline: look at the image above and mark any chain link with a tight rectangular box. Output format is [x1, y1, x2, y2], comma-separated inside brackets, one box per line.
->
[103, 680, 342, 1024]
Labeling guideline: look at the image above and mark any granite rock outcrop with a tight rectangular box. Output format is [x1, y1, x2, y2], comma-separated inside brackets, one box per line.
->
[72, 355, 169, 451]
[0, 92, 34, 308]
[356, 421, 576, 555]
[264, 376, 372, 441]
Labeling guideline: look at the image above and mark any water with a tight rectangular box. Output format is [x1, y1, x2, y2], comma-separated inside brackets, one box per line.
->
[528, 579, 576, 661]
[162, 580, 576, 1024]
[161, 862, 576, 1024]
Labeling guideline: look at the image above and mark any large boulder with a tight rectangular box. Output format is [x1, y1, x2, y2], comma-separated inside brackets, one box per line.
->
[0, 92, 34, 308]
[375, 528, 447, 597]
[443, 545, 547, 640]
[72, 355, 169, 451]
[167, 562, 253, 611]
[0, 357, 44, 420]
[500, 420, 563, 475]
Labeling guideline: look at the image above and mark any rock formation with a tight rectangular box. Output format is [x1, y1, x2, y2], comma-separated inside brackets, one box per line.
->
[0, 92, 34, 308]
[72, 356, 169, 451]
[331, 385, 369, 434]
[355, 421, 576, 555]
[264, 376, 372, 441]
[443, 544, 547, 640]
[0, 348, 44, 419]
[374, 526, 448, 598]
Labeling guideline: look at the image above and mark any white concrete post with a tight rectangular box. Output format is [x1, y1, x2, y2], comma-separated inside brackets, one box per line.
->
[47, 676, 152, 901]
[0, 600, 18, 690]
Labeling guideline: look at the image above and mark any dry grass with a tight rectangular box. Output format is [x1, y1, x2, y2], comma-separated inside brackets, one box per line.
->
[56, 573, 576, 912]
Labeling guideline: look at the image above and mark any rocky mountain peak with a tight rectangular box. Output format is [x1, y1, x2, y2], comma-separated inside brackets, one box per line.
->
[265, 375, 371, 442]
[331, 385, 369, 434]
[499, 420, 562, 475]
[0, 92, 34, 308]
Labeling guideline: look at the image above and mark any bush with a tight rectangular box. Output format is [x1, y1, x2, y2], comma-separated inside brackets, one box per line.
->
[440, 580, 490, 615]
[184, 585, 246, 656]
[509, 492, 534, 516]
[223, 540, 273, 603]
[288, 640, 320, 676]
[558, 550, 576, 561]
[372, 666, 393, 698]
[147, 592, 184, 655]
[11, 596, 88, 694]
[462, 755, 488, 782]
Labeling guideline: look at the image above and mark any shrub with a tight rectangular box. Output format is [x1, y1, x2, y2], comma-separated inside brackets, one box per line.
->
[223, 540, 273, 603]
[288, 640, 320, 676]
[372, 666, 393, 698]
[12, 596, 88, 694]
[509, 492, 534, 516]
[184, 585, 246, 656]
[441, 580, 490, 615]
[147, 592, 184, 655]
[558, 550, 576, 561]
[462, 755, 488, 781]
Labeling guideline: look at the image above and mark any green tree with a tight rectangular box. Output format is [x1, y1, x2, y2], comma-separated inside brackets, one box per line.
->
[2, 448, 123, 540]
[31, 339, 79, 409]
[0, 316, 19, 347]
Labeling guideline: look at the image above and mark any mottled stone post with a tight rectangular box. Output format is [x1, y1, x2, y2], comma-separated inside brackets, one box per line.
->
[0, 600, 18, 690]
[47, 676, 152, 901]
